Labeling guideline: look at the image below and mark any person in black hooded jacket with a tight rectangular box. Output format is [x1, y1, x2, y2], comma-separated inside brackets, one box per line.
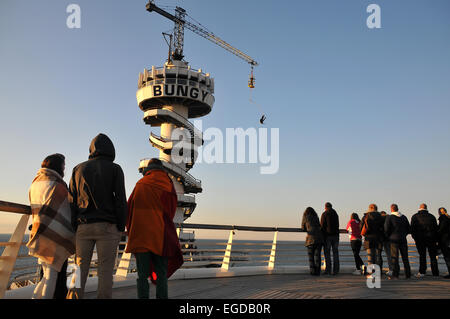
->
[69, 133, 127, 298]
[410, 203, 439, 277]
[384, 204, 411, 279]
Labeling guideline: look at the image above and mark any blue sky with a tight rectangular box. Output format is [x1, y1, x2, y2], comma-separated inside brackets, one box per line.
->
[1, 0, 449, 239]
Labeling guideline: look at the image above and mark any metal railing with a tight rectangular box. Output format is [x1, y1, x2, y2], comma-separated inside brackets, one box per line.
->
[0, 200, 447, 298]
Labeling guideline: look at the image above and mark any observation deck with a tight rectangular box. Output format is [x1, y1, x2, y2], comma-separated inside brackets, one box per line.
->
[137, 61, 215, 118]
[1, 201, 450, 300]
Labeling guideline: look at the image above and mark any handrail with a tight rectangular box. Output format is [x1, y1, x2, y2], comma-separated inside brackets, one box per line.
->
[177, 222, 348, 234]
[0, 201, 31, 215]
[1, 199, 448, 296]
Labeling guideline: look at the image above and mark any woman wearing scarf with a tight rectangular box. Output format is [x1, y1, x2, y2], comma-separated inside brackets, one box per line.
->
[125, 158, 183, 299]
[27, 154, 76, 299]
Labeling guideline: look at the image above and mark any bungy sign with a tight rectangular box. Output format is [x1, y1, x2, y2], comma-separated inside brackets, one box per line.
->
[137, 84, 214, 107]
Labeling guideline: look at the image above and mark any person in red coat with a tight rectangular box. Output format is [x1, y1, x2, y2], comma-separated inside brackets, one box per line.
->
[125, 158, 183, 299]
[347, 213, 364, 275]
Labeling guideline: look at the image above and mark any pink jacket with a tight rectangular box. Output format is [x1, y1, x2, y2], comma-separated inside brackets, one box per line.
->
[346, 219, 362, 241]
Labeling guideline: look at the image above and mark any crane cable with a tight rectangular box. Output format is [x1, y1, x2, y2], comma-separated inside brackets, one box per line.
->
[249, 90, 266, 125]
[248, 67, 266, 125]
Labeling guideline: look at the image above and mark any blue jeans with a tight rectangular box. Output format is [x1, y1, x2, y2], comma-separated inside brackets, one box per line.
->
[323, 235, 340, 274]
[366, 241, 382, 268]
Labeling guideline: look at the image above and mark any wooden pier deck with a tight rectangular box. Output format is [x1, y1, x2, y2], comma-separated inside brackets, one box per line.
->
[86, 273, 450, 299]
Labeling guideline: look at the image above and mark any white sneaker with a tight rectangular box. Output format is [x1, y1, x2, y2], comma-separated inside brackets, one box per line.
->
[415, 273, 425, 278]
[352, 269, 362, 275]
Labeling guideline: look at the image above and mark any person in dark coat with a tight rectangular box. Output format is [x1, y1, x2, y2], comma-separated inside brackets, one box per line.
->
[380, 211, 393, 276]
[320, 202, 340, 275]
[437, 207, 450, 279]
[69, 133, 127, 298]
[361, 204, 384, 276]
[384, 204, 411, 279]
[301, 207, 324, 276]
[411, 203, 439, 277]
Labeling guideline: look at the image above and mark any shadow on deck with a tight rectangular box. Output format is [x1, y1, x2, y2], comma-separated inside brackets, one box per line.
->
[86, 273, 450, 299]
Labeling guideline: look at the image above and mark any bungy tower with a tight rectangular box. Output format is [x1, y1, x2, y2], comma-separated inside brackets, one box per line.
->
[136, 59, 214, 223]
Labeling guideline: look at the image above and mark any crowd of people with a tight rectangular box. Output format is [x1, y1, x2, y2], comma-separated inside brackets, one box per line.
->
[24, 133, 450, 299]
[301, 202, 450, 280]
[26, 134, 183, 299]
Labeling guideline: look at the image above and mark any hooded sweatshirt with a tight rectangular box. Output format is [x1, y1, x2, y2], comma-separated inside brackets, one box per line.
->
[384, 211, 411, 244]
[69, 134, 127, 231]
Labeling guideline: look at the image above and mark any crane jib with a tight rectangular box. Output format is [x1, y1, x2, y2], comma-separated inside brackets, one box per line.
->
[145, 1, 258, 67]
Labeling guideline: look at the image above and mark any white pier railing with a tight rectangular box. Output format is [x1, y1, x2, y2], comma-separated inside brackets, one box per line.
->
[0, 200, 447, 298]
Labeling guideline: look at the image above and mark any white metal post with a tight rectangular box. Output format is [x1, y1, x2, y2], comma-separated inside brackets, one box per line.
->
[221, 230, 234, 271]
[115, 234, 131, 278]
[115, 252, 132, 278]
[268, 231, 278, 270]
[0, 214, 29, 298]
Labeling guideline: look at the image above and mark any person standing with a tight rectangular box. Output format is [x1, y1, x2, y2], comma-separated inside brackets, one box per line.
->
[125, 159, 184, 299]
[69, 133, 127, 298]
[301, 207, 324, 276]
[437, 207, 450, 279]
[346, 213, 364, 275]
[361, 204, 384, 278]
[384, 204, 411, 280]
[27, 154, 75, 299]
[320, 202, 340, 275]
[380, 211, 393, 276]
[411, 203, 439, 278]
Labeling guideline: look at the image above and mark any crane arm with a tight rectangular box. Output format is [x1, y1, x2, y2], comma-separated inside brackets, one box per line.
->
[146, 1, 181, 24]
[146, 1, 258, 66]
[183, 19, 258, 66]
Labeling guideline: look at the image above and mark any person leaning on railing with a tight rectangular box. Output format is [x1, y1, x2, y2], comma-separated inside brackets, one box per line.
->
[320, 202, 340, 275]
[411, 203, 439, 278]
[301, 207, 324, 276]
[346, 213, 364, 275]
[360, 204, 384, 278]
[384, 204, 411, 280]
[437, 207, 450, 279]
[27, 153, 76, 299]
[380, 211, 393, 276]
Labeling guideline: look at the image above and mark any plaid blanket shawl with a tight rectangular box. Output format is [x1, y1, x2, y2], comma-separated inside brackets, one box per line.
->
[27, 168, 76, 272]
